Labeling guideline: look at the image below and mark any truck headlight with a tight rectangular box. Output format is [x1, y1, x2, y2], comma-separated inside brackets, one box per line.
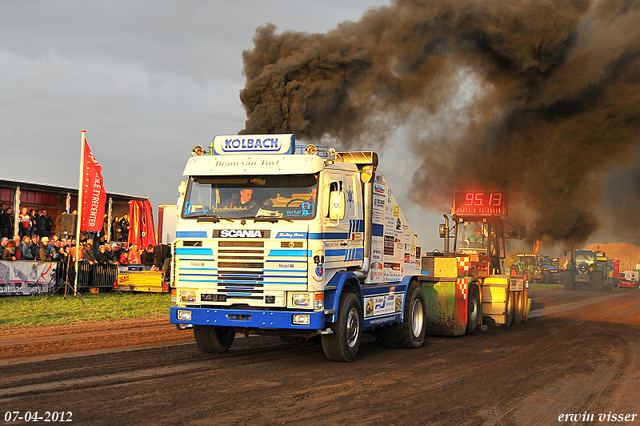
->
[179, 290, 196, 303]
[292, 314, 311, 325]
[177, 310, 192, 321]
[291, 293, 311, 307]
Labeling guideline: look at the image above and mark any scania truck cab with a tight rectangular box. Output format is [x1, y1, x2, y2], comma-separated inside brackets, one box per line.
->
[170, 134, 424, 361]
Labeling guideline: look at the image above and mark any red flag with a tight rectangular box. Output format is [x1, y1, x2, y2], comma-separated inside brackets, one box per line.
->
[80, 139, 107, 232]
[141, 200, 157, 248]
[128, 200, 141, 246]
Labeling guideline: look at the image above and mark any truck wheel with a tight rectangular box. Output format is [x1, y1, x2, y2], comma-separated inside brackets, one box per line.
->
[562, 271, 575, 290]
[466, 284, 480, 334]
[504, 288, 514, 327]
[375, 281, 426, 349]
[592, 271, 604, 292]
[512, 291, 524, 325]
[322, 292, 362, 362]
[193, 325, 235, 353]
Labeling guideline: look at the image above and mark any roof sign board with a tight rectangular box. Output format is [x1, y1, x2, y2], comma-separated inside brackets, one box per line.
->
[212, 134, 295, 155]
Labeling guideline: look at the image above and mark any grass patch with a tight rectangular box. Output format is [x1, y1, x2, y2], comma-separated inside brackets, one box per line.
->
[0, 293, 171, 327]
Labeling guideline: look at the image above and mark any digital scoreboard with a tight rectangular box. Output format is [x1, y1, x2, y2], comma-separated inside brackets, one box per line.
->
[453, 191, 507, 216]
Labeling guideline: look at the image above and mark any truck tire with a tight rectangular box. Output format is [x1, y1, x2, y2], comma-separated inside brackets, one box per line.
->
[322, 292, 362, 362]
[592, 271, 604, 292]
[193, 325, 235, 353]
[562, 271, 575, 290]
[375, 281, 426, 349]
[466, 284, 480, 334]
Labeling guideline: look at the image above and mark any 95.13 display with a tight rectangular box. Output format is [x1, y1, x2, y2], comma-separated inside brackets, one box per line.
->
[453, 191, 507, 216]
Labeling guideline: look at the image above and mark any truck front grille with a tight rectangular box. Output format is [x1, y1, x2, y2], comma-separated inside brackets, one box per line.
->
[175, 239, 308, 304]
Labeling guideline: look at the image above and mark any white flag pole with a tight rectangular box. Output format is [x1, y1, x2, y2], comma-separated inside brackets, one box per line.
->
[74, 130, 86, 296]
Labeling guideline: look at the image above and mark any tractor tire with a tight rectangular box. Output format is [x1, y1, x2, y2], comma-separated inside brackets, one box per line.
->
[592, 271, 604, 292]
[322, 292, 362, 361]
[375, 281, 426, 349]
[562, 271, 575, 291]
[504, 287, 514, 327]
[193, 325, 235, 353]
[466, 284, 480, 334]
[512, 291, 525, 325]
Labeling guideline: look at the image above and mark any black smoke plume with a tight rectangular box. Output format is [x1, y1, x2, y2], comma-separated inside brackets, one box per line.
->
[239, 0, 640, 247]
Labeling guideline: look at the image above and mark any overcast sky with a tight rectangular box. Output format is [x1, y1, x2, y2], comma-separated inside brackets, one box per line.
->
[0, 0, 480, 250]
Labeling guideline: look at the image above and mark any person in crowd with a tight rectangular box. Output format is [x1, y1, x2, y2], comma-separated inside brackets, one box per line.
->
[28, 209, 37, 237]
[35, 209, 54, 238]
[141, 244, 155, 267]
[70, 242, 84, 262]
[55, 239, 68, 262]
[83, 240, 96, 265]
[30, 235, 39, 259]
[95, 244, 108, 266]
[111, 217, 121, 242]
[105, 243, 118, 265]
[1, 237, 8, 250]
[18, 207, 32, 238]
[127, 243, 141, 264]
[37, 236, 53, 261]
[20, 236, 34, 260]
[11, 235, 21, 260]
[2, 240, 17, 260]
[45, 237, 59, 261]
[119, 214, 130, 242]
[0, 206, 14, 239]
[0, 203, 6, 216]
[151, 243, 172, 279]
[101, 214, 109, 239]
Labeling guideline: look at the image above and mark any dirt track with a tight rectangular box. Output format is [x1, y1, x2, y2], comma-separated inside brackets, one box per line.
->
[2, 286, 640, 425]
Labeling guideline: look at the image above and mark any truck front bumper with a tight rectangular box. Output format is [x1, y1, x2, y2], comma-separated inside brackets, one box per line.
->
[170, 306, 325, 329]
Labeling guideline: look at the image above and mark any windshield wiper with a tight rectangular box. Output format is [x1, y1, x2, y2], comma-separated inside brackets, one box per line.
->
[253, 218, 293, 223]
[197, 215, 234, 223]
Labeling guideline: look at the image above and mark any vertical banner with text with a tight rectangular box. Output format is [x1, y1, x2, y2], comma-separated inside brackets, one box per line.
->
[80, 137, 107, 232]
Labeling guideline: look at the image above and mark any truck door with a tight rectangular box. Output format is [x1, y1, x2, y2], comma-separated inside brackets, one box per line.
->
[322, 171, 363, 270]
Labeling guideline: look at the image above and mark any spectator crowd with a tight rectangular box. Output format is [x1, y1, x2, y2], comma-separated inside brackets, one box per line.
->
[0, 204, 170, 278]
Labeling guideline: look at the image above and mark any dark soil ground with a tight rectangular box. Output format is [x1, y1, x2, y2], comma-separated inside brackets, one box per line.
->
[2, 286, 640, 425]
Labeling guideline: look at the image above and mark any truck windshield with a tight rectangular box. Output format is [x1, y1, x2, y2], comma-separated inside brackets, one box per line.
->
[182, 174, 319, 220]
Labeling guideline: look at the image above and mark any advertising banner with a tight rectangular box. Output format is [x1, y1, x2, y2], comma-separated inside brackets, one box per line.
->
[0, 261, 57, 296]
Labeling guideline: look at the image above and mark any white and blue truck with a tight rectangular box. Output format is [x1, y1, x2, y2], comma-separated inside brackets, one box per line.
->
[170, 134, 529, 361]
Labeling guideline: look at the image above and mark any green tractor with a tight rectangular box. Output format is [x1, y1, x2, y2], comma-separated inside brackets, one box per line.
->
[562, 249, 613, 291]
[510, 254, 538, 285]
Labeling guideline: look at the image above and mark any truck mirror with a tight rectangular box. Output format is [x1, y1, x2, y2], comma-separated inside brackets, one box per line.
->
[519, 225, 526, 240]
[329, 191, 345, 220]
[177, 181, 187, 218]
[439, 224, 446, 239]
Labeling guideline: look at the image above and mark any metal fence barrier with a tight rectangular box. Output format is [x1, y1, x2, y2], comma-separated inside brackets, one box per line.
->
[54, 261, 118, 290]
